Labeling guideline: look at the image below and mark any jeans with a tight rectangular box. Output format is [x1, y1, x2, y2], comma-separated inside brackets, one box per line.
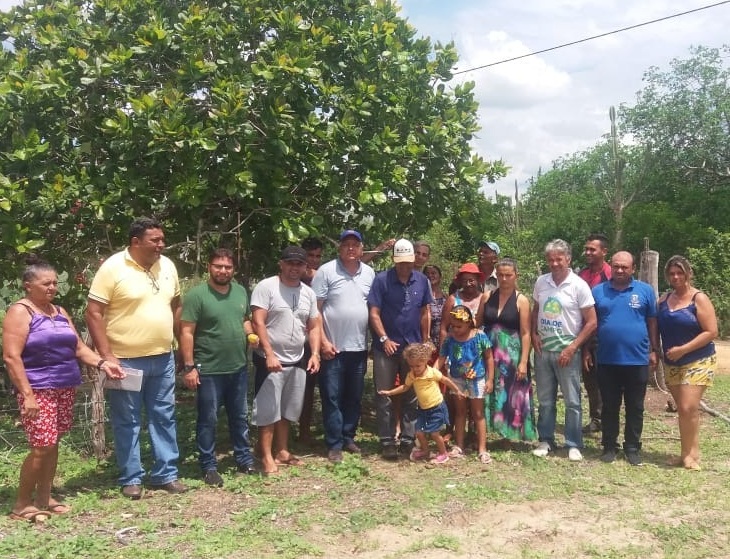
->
[597, 364, 648, 452]
[372, 349, 417, 444]
[107, 352, 179, 486]
[318, 351, 367, 450]
[534, 350, 583, 449]
[196, 366, 254, 472]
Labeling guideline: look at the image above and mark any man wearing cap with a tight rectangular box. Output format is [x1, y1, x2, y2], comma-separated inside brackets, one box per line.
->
[478, 241, 501, 293]
[368, 239, 433, 460]
[250, 246, 322, 475]
[312, 230, 375, 462]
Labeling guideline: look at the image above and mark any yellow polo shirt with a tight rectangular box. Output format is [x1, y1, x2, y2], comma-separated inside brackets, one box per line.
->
[404, 366, 444, 409]
[88, 249, 180, 358]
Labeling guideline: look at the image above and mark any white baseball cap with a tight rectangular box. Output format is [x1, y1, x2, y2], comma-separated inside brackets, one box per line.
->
[393, 239, 415, 263]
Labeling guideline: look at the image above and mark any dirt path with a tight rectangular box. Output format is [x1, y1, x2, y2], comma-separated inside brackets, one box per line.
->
[714, 339, 730, 373]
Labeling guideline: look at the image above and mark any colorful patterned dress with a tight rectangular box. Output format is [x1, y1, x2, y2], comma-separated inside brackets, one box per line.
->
[483, 290, 537, 441]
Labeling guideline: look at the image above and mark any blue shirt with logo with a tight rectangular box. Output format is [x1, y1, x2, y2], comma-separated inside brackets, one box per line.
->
[593, 278, 657, 366]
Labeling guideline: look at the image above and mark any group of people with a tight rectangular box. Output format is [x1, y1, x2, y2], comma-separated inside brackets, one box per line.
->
[2, 217, 718, 522]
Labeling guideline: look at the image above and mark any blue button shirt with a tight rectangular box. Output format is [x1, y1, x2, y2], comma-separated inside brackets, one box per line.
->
[367, 268, 433, 354]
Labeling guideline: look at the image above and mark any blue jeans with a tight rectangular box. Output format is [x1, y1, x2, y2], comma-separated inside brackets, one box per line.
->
[372, 349, 417, 444]
[534, 350, 583, 449]
[107, 352, 180, 486]
[196, 367, 254, 472]
[318, 351, 367, 450]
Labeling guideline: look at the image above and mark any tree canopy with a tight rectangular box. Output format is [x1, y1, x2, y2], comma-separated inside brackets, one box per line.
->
[0, 0, 505, 293]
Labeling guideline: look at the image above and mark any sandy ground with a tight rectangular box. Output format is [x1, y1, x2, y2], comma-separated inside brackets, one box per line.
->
[714, 339, 730, 373]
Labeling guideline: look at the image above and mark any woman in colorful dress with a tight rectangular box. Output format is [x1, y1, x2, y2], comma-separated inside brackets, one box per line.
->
[478, 258, 536, 443]
[657, 255, 718, 471]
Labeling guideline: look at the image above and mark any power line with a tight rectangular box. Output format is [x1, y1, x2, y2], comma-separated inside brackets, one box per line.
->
[453, 0, 730, 75]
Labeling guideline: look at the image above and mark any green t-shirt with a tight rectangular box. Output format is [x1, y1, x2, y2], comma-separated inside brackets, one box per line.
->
[181, 281, 250, 374]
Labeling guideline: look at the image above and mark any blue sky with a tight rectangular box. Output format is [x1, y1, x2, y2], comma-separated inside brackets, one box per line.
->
[397, 0, 730, 196]
[1, 0, 728, 196]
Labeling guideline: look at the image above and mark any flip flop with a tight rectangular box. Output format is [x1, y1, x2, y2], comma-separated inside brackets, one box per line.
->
[9, 508, 50, 524]
[275, 455, 304, 466]
[45, 503, 72, 515]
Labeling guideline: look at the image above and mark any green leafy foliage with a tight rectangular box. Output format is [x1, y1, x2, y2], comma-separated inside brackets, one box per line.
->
[0, 0, 501, 300]
[687, 229, 730, 336]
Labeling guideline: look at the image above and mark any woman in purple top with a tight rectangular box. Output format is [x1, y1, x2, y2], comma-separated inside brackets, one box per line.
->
[2, 256, 123, 523]
[656, 255, 718, 471]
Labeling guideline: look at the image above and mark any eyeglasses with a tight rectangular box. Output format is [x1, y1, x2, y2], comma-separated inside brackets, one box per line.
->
[145, 269, 160, 294]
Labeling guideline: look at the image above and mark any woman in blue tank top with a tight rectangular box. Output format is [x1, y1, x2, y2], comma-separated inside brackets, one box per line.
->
[656, 255, 718, 471]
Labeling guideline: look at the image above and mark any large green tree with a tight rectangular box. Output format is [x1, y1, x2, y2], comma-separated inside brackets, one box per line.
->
[621, 45, 730, 230]
[0, 0, 503, 292]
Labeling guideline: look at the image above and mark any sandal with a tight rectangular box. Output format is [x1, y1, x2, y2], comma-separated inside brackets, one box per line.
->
[448, 446, 465, 458]
[45, 503, 72, 515]
[9, 508, 50, 524]
[275, 455, 304, 467]
[478, 451, 492, 464]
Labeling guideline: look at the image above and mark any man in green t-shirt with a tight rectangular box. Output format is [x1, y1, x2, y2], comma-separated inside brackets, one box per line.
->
[179, 248, 258, 486]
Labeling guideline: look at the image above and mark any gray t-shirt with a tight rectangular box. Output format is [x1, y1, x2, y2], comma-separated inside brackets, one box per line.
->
[312, 258, 375, 352]
[251, 276, 319, 363]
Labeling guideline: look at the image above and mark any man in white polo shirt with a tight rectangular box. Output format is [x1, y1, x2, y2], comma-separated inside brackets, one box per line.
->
[312, 230, 375, 462]
[531, 239, 596, 461]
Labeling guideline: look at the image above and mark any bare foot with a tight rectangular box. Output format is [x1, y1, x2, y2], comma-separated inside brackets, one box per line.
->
[261, 458, 279, 475]
[666, 455, 683, 467]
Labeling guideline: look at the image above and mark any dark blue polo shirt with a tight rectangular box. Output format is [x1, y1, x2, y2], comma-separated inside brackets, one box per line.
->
[367, 268, 433, 354]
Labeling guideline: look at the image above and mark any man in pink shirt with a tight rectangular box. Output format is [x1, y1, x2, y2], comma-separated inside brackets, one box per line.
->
[578, 233, 612, 434]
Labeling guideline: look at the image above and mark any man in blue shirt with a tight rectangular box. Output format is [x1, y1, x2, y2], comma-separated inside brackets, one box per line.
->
[588, 251, 659, 466]
[312, 230, 375, 463]
[368, 239, 433, 460]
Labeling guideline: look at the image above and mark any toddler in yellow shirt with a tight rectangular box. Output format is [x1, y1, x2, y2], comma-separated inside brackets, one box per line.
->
[379, 342, 466, 464]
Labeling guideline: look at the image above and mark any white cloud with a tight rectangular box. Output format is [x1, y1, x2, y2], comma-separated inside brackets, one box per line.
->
[398, 0, 730, 197]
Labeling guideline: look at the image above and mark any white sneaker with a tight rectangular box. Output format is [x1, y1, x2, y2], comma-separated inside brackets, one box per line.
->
[532, 441, 551, 457]
[568, 447, 583, 462]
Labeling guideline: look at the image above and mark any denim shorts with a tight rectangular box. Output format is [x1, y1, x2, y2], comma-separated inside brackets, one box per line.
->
[416, 400, 449, 433]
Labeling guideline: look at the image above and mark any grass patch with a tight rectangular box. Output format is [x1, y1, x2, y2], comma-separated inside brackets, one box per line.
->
[1, 373, 730, 558]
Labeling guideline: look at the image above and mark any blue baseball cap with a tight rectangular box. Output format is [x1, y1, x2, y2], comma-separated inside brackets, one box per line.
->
[339, 229, 363, 242]
[478, 240, 500, 254]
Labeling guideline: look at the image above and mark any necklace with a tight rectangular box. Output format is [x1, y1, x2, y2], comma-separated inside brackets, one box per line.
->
[28, 299, 57, 321]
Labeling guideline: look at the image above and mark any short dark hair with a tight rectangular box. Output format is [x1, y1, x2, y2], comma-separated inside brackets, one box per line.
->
[586, 233, 609, 250]
[22, 254, 55, 283]
[301, 237, 323, 251]
[129, 217, 163, 243]
[414, 241, 431, 254]
[208, 247, 234, 264]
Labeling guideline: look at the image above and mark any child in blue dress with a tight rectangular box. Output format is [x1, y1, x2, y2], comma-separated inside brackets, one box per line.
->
[438, 305, 495, 463]
[379, 343, 466, 464]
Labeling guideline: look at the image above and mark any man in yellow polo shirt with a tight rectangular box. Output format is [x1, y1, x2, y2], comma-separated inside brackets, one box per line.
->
[86, 217, 187, 500]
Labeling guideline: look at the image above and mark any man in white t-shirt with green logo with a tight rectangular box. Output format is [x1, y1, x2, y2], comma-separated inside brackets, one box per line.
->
[531, 239, 596, 461]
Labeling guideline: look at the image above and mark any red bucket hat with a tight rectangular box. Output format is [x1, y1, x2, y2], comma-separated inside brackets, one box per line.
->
[456, 262, 485, 284]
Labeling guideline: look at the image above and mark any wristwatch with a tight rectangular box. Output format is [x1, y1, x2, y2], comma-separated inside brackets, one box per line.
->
[182, 364, 196, 373]
[379, 335, 389, 343]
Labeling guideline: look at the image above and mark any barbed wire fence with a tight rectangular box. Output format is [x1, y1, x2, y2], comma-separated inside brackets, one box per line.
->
[0, 367, 110, 460]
